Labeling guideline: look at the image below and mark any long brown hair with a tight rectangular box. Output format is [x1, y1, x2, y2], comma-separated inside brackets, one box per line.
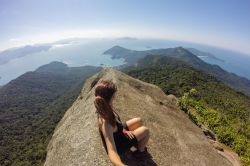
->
[94, 79, 117, 127]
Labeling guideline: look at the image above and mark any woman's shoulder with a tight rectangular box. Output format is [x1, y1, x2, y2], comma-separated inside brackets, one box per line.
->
[98, 117, 110, 127]
[98, 117, 116, 133]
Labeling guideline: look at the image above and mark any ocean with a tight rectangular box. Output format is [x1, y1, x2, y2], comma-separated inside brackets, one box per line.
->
[0, 38, 250, 85]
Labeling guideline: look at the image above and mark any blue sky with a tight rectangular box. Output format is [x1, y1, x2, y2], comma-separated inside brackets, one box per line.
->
[0, 0, 250, 54]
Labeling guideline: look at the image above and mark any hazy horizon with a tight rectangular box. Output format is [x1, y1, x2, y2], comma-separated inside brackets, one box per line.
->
[1, 0, 250, 55]
[1, 38, 250, 86]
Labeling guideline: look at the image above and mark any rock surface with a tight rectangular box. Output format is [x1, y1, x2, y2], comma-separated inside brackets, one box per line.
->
[45, 67, 239, 166]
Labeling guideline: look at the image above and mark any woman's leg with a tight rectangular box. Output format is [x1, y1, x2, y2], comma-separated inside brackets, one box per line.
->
[125, 117, 143, 131]
[132, 126, 150, 152]
[125, 117, 149, 152]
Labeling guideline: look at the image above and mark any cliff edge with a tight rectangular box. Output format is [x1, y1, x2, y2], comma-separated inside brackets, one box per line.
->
[44, 67, 238, 166]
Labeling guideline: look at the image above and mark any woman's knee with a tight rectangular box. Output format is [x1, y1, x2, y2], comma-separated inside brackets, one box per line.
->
[126, 117, 143, 131]
[135, 117, 143, 125]
[133, 126, 149, 140]
[142, 126, 149, 136]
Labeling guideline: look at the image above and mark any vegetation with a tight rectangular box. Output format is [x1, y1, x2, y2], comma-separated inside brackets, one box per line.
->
[0, 62, 101, 166]
[123, 55, 250, 165]
[1, 54, 250, 165]
[178, 89, 249, 164]
[106, 46, 250, 96]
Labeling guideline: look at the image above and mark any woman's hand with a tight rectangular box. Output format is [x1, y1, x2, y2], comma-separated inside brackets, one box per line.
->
[123, 129, 135, 139]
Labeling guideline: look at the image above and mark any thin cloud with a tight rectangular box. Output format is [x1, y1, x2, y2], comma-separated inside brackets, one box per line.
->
[9, 38, 21, 42]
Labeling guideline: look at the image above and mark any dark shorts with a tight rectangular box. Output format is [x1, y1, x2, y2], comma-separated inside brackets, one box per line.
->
[99, 122, 138, 155]
[115, 122, 138, 155]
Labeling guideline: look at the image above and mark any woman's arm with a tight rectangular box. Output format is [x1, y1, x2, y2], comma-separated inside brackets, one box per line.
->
[102, 121, 126, 166]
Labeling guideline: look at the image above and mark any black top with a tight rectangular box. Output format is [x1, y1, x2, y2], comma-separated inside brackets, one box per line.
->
[96, 111, 138, 155]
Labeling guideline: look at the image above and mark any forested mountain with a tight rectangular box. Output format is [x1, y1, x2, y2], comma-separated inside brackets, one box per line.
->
[1, 48, 249, 165]
[105, 46, 250, 96]
[121, 55, 250, 165]
[0, 62, 102, 166]
[187, 48, 224, 62]
[45, 67, 240, 166]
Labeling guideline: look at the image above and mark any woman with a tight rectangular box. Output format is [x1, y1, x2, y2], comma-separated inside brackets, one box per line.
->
[94, 79, 150, 166]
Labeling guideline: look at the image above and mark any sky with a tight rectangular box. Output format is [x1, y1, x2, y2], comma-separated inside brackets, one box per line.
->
[0, 0, 250, 54]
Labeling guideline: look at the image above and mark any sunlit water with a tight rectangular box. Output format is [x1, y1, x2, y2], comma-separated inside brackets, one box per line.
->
[0, 38, 250, 85]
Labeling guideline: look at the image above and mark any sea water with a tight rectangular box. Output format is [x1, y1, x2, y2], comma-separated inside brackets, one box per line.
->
[0, 38, 250, 85]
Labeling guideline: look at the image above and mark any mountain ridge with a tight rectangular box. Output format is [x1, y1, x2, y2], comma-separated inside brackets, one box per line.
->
[45, 67, 239, 166]
[187, 48, 225, 62]
[122, 55, 249, 165]
[104, 46, 250, 96]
